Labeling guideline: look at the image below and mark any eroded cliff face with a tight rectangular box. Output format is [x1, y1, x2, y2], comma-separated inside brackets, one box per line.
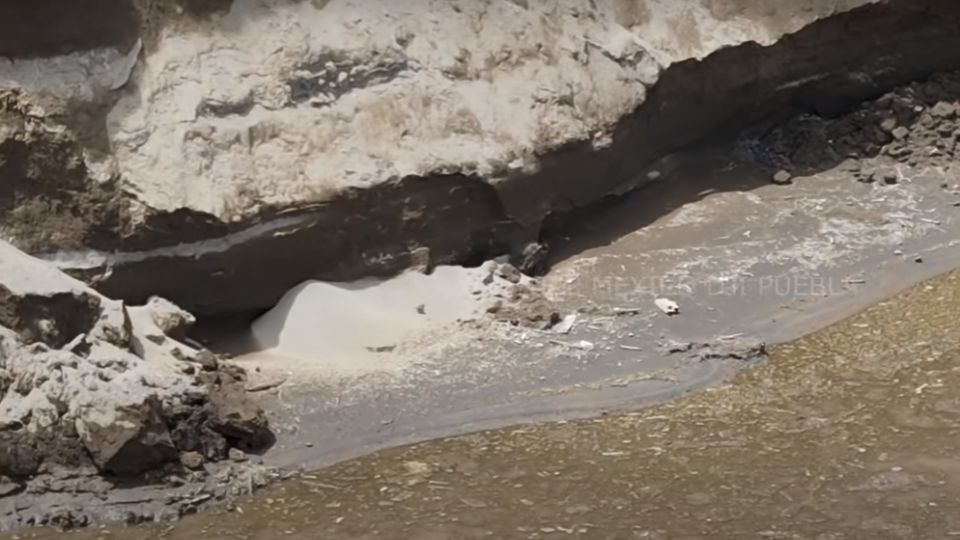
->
[3, 0, 960, 315]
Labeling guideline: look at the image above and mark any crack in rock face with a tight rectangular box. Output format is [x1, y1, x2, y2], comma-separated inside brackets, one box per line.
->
[286, 51, 414, 107]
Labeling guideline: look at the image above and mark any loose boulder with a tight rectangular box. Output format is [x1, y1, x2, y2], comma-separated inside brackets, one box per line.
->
[76, 396, 178, 477]
[144, 296, 196, 340]
[207, 381, 273, 450]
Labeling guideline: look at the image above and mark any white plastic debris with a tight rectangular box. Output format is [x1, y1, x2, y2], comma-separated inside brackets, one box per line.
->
[655, 298, 680, 315]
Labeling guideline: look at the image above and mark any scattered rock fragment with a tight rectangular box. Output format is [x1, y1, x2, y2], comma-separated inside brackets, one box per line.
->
[549, 339, 595, 352]
[77, 395, 179, 477]
[658, 340, 693, 354]
[516, 242, 549, 275]
[144, 296, 196, 340]
[659, 338, 766, 362]
[496, 263, 523, 284]
[881, 169, 899, 185]
[552, 314, 577, 334]
[694, 338, 767, 362]
[228, 448, 248, 463]
[486, 281, 561, 330]
[409, 247, 432, 274]
[207, 381, 273, 450]
[195, 350, 220, 372]
[772, 170, 793, 185]
[931, 101, 956, 118]
[245, 374, 288, 393]
[180, 451, 205, 470]
[0, 478, 20, 497]
[891, 126, 910, 140]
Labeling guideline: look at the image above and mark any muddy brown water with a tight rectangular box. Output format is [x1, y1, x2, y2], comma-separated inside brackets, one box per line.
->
[15, 271, 960, 539]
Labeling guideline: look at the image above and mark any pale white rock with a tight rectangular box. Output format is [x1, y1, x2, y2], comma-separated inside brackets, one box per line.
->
[144, 296, 196, 338]
[127, 300, 202, 365]
[553, 314, 578, 335]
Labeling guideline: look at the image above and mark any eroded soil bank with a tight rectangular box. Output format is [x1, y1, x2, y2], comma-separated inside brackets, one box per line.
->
[17, 220, 960, 539]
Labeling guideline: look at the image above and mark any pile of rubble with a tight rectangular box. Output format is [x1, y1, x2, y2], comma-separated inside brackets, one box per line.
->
[0, 241, 272, 527]
[745, 71, 960, 184]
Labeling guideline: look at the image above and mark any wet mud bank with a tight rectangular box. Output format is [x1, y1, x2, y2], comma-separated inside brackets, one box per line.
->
[5, 0, 960, 316]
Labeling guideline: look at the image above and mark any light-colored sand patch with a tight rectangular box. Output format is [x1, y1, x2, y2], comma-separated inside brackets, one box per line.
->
[243, 263, 517, 377]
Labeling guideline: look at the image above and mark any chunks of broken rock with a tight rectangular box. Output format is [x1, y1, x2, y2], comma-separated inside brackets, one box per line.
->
[0, 240, 271, 482]
[207, 376, 274, 450]
[77, 395, 179, 477]
[143, 296, 196, 340]
[772, 170, 793, 185]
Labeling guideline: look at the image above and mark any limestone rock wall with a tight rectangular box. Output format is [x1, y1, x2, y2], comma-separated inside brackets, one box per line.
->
[8, 0, 960, 315]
